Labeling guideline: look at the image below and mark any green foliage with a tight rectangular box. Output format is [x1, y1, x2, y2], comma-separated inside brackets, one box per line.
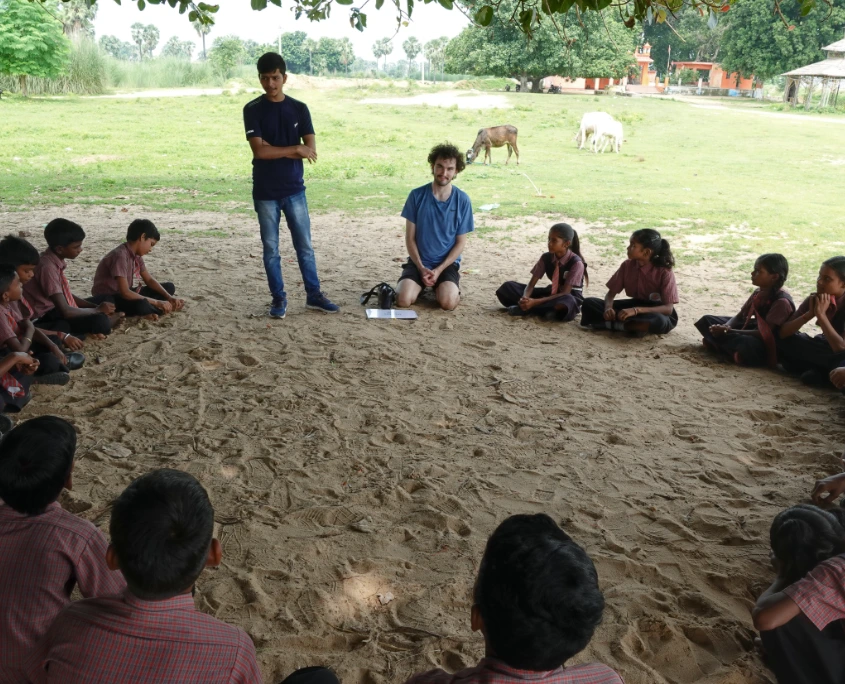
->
[675, 67, 701, 84]
[161, 36, 195, 59]
[643, 6, 725, 76]
[100, 34, 137, 61]
[280, 31, 308, 72]
[719, 0, 845, 79]
[55, 0, 97, 41]
[445, 0, 635, 87]
[0, 37, 104, 94]
[130, 22, 160, 60]
[103, 55, 216, 87]
[209, 35, 245, 78]
[0, 0, 70, 95]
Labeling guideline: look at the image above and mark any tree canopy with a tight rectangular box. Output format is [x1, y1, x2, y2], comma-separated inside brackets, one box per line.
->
[0, 0, 69, 95]
[445, 0, 635, 89]
[718, 0, 845, 79]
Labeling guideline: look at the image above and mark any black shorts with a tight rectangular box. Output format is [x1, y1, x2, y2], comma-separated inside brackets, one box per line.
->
[399, 260, 460, 289]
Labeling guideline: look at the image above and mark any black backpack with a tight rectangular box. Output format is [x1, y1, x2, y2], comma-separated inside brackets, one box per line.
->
[360, 283, 396, 309]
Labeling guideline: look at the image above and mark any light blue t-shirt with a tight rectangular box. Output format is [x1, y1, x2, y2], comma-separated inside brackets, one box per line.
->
[401, 183, 474, 269]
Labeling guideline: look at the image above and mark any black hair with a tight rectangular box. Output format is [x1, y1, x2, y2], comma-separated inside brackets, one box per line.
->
[427, 143, 466, 175]
[0, 263, 18, 295]
[44, 218, 85, 248]
[770, 504, 845, 586]
[257, 52, 286, 75]
[127, 219, 160, 242]
[473, 513, 605, 670]
[631, 229, 674, 269]
[0, 416, 77, 515]
[110, 468, 214, 600]
[822, 256, 845, 284]
[755, 253, 789, 290]
[549, 223, 588, 285]
[0, 235, 40, 268]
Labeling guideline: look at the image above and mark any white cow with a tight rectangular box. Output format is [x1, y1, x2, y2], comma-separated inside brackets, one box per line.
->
[592, 118, 623, 154]
[574, 111, 613, 150]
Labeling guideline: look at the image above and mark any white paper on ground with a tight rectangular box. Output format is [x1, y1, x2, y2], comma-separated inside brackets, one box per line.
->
[365, 309, 418, 320]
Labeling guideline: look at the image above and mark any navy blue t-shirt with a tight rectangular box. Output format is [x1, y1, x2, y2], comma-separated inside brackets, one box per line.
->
[243, 94, 315, 200]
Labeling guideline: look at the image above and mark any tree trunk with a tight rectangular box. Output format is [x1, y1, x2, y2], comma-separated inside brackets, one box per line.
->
[531, 77, 541, 93]
[519, 74, 528, 91]
[202, 34, 206, 61]
[19, 74, 27, 97]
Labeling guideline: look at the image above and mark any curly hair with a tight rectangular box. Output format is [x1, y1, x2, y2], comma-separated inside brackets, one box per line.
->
[427, 143, 466, 175]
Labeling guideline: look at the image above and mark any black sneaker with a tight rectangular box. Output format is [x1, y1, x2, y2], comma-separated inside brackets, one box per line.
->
[65, 352, 85, 371]
[33, 372, 71, 386]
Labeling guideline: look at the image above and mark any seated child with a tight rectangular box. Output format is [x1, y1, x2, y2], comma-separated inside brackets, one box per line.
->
[831, 366, 845, 390]
[0, 264, 78, 386]
[91, 219, 184, 320]
[580, 229, 678, 336]
[496, 223, 587, 321]
[0, 351, 38, 414]
[0, 234, 86, 355]
[695, 254, 794, 367]
[752, 504, 845, 684]
[0, 416, 125, 681]
[25, 468, 262, 683]
[404, 513, 622, 684]
[24, 218, 124, 339]
[777, 256, 845, 387]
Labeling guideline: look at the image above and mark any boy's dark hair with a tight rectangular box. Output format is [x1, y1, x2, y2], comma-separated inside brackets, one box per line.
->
[110, 468, 214, 600]
[44, 218, 85, 248]
[549, 223, 588, 285]
[0, 416, 76, 515]
[631, 228, 674, 269]
[428, 143, 466, 175]
[0, 235, 40, 268]
[822, 256, 845, 284]
[127, 219, 160, 242]
[756, 253, 789, 290]
[0, 264, 18, 295]
[770, 504, 845, 586]
[257, 52, 286, 75]
[474, 514, 605, 670]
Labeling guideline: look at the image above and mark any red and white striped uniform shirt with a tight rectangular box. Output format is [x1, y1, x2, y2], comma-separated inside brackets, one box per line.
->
[24, 590, 263, 683]
[0, 500, 125, 683]
[405, 657, 624, 684]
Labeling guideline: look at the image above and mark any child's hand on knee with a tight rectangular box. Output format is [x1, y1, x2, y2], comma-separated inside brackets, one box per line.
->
[153, 299, 173, 314]
[169, 298, 185, 312]
[96, 302, 116, 315]
[603, 308, 616, 321]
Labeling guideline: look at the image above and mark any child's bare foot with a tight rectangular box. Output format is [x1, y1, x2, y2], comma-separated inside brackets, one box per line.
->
[89, 333, 107, 341]
[108, 312, 125, 328]
[142, 313, 159, 322]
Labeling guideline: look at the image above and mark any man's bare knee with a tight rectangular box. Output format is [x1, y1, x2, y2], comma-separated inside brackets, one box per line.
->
[437, 292, 460, 311]
[397, 293, 415, 307]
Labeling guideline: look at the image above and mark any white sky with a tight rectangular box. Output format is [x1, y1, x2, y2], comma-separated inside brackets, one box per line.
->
[92, 0, 469, 62]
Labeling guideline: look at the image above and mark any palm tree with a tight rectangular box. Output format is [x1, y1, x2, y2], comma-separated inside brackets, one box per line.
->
[131, 22, 145, 61]
[56, 0, 98, 41]
[339, 38, 354, 76]
[402, 37, 421, 78]
[192, 18, 211, 60]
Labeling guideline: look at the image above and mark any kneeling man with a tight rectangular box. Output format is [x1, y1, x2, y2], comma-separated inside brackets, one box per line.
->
[398, 143, 474, 311]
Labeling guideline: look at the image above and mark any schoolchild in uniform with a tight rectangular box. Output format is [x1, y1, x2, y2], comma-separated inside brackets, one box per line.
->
[778, 256, 845, 387]
[695, 254, 794, 367]
[24, 219, 124, 339]
[496, 223, 587, 321]
[0, 235, 85, 355]
[0, 417, 125, 681]
[752, 504, 845, 684]
[403, 514, 623, 684]
[91, 219, 184, 320]
[580, 229, 679, 336]
[0, 264, 80, 386]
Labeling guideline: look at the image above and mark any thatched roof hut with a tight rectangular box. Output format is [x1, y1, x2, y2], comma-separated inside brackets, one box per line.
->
[783, 38, 845, 108]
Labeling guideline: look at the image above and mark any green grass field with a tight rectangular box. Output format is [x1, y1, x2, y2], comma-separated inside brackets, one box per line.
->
[1, 83, 844, 291]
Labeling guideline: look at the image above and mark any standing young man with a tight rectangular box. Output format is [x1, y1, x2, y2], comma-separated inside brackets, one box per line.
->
[397, 143, 474, 311]
[243, 52, 338, 319]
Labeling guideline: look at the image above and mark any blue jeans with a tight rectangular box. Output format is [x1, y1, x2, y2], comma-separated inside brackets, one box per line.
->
[254, 192, 320, 299]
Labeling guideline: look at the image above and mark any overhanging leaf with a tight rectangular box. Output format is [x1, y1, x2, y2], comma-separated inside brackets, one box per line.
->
[474, 4, 493, 24]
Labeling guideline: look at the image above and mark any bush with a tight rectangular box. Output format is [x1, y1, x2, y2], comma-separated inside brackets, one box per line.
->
[104, 57, 216, 88]
[0, 39, 106, 95]
[675, 68, 701, 85]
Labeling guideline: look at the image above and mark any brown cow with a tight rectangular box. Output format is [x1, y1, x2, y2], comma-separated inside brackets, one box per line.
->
[466, 125, 519, 165]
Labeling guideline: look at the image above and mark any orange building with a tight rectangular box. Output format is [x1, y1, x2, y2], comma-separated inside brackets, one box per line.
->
[671, 61, 756, 91]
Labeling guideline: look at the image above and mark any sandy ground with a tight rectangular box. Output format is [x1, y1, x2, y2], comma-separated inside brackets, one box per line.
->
[2, 205, 845, 684]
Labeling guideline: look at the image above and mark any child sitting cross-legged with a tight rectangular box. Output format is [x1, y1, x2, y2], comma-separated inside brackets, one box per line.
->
[752, 504, 845, 684]
[404, 513, 622, 684]
[91, 219, 184, 321]
[0, 416, 126, 682]
[23, 219, 124, 339]
[0, 264, 79, 387]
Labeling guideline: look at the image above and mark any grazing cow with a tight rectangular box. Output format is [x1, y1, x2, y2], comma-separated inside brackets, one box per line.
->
[574, 112, 613, 150]
[466, 125, 519, 165]
[592, 118, 623, 154]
